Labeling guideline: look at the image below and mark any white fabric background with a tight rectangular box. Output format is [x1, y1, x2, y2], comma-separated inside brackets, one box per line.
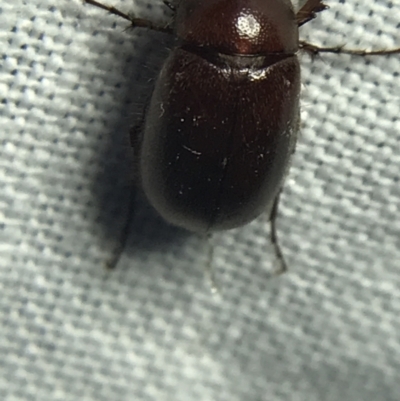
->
[1, 1, 400, 400]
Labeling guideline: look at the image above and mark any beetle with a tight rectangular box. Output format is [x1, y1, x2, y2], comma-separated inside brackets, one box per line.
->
[83, 0, 400, 273]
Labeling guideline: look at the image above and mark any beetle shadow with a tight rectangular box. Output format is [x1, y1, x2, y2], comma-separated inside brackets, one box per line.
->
[89, 26, 192, 263]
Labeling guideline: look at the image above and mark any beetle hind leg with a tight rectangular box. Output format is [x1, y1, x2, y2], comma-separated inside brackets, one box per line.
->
[105, 184, 137, 270]
[269, 192, 288, 275]
[103, 119, 145, 270]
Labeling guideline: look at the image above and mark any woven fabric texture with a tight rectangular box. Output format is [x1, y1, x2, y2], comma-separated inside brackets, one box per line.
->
[1, 1, 400, 400]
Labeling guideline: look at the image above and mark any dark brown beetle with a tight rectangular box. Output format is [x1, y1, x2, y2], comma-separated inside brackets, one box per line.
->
[83, 0, 400, 273]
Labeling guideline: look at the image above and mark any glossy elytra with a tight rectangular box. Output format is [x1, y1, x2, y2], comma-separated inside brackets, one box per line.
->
[83, 0, 400, 274]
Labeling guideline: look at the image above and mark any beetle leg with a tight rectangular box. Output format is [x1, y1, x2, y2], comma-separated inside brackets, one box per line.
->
[83, 0, 173, 34]
[296, 0, 328, 27]
[105, 184, 137, 270]
[269, 192, 288, 275]
[129, 117, 146, 184]
[129, 119, 144, 149]
[106, 111, 149, 270]
[163, 0, 176, 12]
[205, 234, 220, 294]
[299, 41, 400, 57]
[104, 119, 145, 270]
